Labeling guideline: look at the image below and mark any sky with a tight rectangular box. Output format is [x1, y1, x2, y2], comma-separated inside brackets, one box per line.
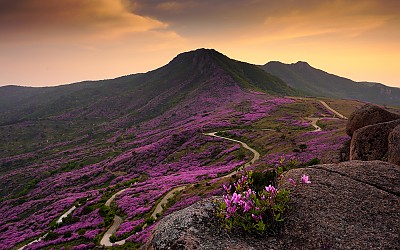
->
[0, 0, 399, 87]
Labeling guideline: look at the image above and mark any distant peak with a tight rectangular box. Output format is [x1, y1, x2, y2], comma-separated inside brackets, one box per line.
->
[294, 61, 310, 66]
[168, 48, 227, 65]
[176, 48, 221, 57]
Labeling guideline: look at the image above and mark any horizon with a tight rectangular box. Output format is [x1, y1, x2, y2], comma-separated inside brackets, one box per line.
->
[4, 48, 398, 89]
[0, 0, 399, 87]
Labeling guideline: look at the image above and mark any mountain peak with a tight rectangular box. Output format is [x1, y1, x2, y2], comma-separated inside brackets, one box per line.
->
[172, 48, 222, 61]
[293, 61, 311, 68]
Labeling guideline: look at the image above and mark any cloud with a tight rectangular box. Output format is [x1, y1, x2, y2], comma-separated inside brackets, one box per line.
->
[0, 0, 168, 42]
[130, 0, 399, 40]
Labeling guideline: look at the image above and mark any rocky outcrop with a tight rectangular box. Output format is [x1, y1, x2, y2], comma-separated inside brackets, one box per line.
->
[144, 197, 278, 250]
[279, 161, 400, 249]
[146, 161, 400, 249]
[345, 104, 400, 136]
[346, 104, 400, 164]
[389, 125, 400, 165]
[350, 119, 400, 161]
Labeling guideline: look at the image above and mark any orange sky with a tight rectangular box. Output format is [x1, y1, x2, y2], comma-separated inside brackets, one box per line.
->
[0, 0, 399, 87]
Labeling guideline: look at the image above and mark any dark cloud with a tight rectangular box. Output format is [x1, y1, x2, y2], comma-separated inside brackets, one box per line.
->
[130, 0, 400, 37]
[0, 0, 166, 42]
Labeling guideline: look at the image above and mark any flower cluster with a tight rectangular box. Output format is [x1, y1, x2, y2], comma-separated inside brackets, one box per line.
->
[218, 172, 311, 234]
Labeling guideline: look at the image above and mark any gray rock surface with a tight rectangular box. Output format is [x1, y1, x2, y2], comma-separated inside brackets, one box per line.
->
[144, 197, 279, 250]
[146, 161, 400, 250]
[279, 161, 399, 249]
[350, 119, 400, 161]
[345, 104, 400, 136]
[388, 125, 400, 165]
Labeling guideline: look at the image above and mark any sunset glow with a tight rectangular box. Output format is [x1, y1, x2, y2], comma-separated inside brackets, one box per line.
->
[0, 0, 399, 87]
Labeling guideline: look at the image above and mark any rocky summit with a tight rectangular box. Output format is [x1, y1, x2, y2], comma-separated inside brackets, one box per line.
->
[146, 161, 400, 249]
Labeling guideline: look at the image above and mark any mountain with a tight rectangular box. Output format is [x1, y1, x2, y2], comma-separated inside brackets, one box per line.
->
[0, 49, 296, 126]
[0, 48, 298, 160]
[0, 48, 367, 249]
[261, 61, 400, 106]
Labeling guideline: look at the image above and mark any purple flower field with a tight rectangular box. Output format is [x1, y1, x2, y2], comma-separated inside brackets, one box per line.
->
[0, 81, 349, 249]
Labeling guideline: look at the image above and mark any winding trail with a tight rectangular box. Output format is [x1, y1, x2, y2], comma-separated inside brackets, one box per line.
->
[150, 186, 186, 220]
[17, 98, 348, 249]
[204, 132, 260, 178]
[56, 206, 76, 224]
[307, 117, 322, 132]
[17, 203, 78, 250]
[319, 100, 348, 119]
[17, 233, 48, 250]
[98, 99, 347, 246]
[100, 130, 262, 245]
[100, 188, 128, 247]
[305, 100, 348, 132]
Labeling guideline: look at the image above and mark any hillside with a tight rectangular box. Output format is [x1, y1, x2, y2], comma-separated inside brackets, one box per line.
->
[261, 61, 400, 106]
[0, 49, 359, 249]
[0, 49, 297, 158]
[0, 49, 295, 126]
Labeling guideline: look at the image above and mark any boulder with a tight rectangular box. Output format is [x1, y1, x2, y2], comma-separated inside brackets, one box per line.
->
[144, 197, 279, 250]
[339, 139, 351, 162]
[345, 104, 400, 136]
[279, 161, 399, 249]
[388, 125, 400, 165]
[146, 161, 399, 249]
[350, 119, 400, 161]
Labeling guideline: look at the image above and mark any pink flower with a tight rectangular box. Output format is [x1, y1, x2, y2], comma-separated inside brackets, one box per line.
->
[251, 214, 262, 221]
[289, 178, 296, 186]
[223, 195, 231, 207]
[301, 174, 311, 184]
[243, 201, 252, 212]
[226, 205, 237, 218]
[223, 184, 231, 193]
[265, 185, 277, 197]
[231, 192, 242, 203]
[245, 188, 254, 198]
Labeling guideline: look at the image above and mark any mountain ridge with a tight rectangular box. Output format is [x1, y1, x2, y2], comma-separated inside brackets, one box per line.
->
[261, 61, 400, 106]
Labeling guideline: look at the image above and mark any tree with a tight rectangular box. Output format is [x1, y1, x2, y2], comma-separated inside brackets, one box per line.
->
[299, 144, 307, 152]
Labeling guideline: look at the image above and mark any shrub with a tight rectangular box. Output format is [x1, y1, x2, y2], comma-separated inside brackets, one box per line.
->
[299, 144, 307, 152]
[144, 217, 155, 225]
[77, 228, 86, 235]
[305, 157, 320, 166]
[217, 171, 310, 234]
[44, 231, 59, 241]
[109, 234, 117, 243]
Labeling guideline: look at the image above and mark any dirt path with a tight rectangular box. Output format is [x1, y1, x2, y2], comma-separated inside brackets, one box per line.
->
[150, 186, 186, 220]
[56, 205, 76, 224]
[319, 100, 348, 119]
[126, 130, 261, 239]
[100, 188, 128, 247]
[17, 233, 48, 250]
[100, 216, 126, 247]
[204, 132, 260, 178]
[142, 132, 261, 226]
[105, 189, 128, 207]
[306, 117, 322, 132]
[304, 99, 348, 132]
[204, 132, 260, 164]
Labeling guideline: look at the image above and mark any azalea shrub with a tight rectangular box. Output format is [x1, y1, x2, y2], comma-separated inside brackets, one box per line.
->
[217, 171, 310, 234]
